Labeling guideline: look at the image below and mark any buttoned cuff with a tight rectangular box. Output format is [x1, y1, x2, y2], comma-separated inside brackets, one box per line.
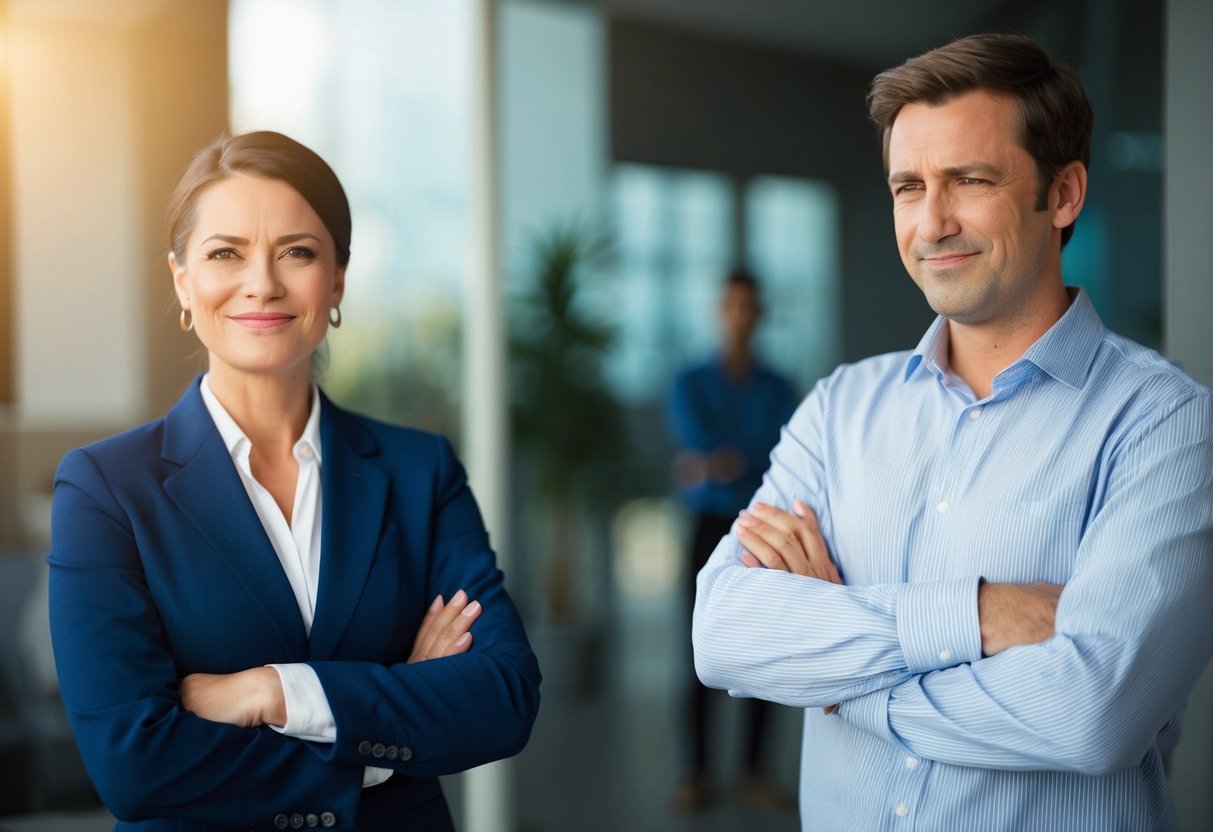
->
[836, 687, 905, 749]
[268, 663, 337, 742]
[896, 575, 982, 673]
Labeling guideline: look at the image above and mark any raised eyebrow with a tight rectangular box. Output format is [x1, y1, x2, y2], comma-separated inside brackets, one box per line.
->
[276, 232, 322, 246]
[888, 171, 920, 187]
[201, 233, 248, 246]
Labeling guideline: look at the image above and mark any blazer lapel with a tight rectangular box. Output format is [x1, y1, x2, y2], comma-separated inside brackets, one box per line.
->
[307, 393, 390, 660]
[161, 378, 309, 658]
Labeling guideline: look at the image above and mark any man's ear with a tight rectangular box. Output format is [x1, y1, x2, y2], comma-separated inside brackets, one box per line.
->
[1050, 161, 1087, 232]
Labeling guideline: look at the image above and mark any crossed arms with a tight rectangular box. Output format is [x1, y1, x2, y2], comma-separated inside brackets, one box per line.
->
[692, 388, 1213, 775]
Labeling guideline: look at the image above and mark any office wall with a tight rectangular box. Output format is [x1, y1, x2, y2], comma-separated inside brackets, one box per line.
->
[0, 0, 226, 548]
[1163, 1, 1213, 827]
[608, 17, 931, 364]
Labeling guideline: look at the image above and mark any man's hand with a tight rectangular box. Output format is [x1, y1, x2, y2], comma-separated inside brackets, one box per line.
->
[408, 590, 482, 663]
[978, 581, 1063, 656]
[735, 500, 842, 714]
[180, 667, 286, 728]
[735, 500, 842, 584]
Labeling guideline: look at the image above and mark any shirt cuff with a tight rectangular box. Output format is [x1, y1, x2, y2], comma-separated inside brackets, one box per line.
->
[364, 767, 393, 788]
[836, 687, 903, 749]
[268, 663, 337, 742]
[896, 575, 982, 673]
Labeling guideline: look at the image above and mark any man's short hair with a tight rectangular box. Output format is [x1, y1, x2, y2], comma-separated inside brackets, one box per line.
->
[867, 33, 1093, 246]
[724, 269, 759, 295]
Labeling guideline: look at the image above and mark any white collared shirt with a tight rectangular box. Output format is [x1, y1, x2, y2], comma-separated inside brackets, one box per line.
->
[199, 374, 391, 787]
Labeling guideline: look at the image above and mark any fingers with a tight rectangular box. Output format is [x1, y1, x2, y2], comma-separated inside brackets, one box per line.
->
[409, 590, 482, 664]
[735, 514, 802, 574]
[736, 501, 841, 583]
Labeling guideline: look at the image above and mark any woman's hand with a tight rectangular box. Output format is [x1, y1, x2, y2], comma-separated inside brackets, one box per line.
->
[735, 499, 841, 584]
[180, 666, 286, 728]
[408, 590, 482, 664]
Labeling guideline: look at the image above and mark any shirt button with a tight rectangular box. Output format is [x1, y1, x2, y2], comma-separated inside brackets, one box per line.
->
[305, 815, 319, 828]
[372, 742, 386, 759]
[273, 815, 289, 830]
[894, 803, 909, 817]
[938, 649, 952, 663]
[937, 500, 950, 513]
[299, 444, 313, 459]
[905, 756, 920, 769]
[969, 408, 983, 420]
[385, 745, 399, 761]
[357, 740, 372, 756]
[320, 813, 337, 828]
[290, 815, 304, 830]
[399, 746, 413, 761]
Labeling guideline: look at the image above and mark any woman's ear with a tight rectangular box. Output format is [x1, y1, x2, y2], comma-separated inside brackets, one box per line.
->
[168, 252, 189, 307]
[1050, 160, 1087, 232]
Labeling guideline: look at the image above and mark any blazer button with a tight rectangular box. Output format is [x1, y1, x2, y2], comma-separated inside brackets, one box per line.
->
[357, 740, 372, 756]
[371, 742, 386, 759]
[273, 814, 289, 830]
[289, 814, 304, 829]
[305, 814, 319, 828]
[385, 745, 399, 761]
[320, 812, 337, 828]
[399, 746, 413, 761]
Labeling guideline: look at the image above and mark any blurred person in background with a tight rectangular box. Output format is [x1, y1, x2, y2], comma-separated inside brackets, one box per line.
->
[694, 33, 1212, 831]
[667, 270, 798, 813]
[48, 131, 540, 830]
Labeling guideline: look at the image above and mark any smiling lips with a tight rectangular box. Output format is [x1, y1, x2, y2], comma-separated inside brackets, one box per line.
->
[229, 312, 295, 330]
[922, 252, 976, 268]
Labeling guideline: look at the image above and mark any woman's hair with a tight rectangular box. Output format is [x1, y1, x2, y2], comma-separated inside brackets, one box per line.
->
[167, 131, 351, 265]
[867, 33, 1092, 246]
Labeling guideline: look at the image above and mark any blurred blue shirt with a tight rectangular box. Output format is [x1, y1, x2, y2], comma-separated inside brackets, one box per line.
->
[693, 289, 1213, 831]
[668, 356, 797, 518]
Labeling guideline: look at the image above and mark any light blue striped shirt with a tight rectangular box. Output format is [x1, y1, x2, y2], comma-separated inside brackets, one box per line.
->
[693, 289, 1213, 831]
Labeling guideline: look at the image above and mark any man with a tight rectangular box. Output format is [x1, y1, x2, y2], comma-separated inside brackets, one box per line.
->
[668, 271, 798, 812]
[692, 33, 1212, 831]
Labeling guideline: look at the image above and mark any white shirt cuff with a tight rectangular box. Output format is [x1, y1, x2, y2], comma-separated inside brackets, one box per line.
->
[268, 664, 393, 789]
[268, 663, 337, 741]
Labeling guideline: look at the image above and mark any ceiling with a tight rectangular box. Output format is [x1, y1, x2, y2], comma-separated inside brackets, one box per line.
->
[587, 0, 1013, 69]
[10, 0, 1016, 70]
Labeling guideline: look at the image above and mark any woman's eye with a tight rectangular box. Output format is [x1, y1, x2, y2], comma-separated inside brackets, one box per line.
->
[204, 247, 239, 261]
[283, 246, 317, 260]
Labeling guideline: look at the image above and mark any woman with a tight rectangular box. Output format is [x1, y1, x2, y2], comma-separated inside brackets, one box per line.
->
[48, 131, 540, 830]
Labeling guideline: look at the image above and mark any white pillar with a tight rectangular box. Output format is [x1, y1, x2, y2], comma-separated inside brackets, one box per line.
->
[1163, 0, 1213, 829]
[462, 1, 512, 830]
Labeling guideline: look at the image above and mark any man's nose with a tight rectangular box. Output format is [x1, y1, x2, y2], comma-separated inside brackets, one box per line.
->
[918, 188, 960, 243]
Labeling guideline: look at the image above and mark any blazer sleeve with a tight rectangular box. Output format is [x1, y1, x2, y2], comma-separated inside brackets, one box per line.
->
[305, 435, 542, 776]
[49, 448, 365, 827]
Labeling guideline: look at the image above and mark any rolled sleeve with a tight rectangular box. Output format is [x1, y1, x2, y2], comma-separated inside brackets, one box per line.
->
[896, 576, 982, 673]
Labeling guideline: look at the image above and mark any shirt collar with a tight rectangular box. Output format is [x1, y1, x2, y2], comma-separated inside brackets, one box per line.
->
[904, 287, 1105, 390]
[199, 373, 323, 463]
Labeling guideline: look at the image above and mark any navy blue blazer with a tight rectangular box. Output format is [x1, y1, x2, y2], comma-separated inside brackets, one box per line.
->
[48, 377, 540, 830]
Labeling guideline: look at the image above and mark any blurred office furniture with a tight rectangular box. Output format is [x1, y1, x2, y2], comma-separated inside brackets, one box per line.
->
[0, 552, 99, 814]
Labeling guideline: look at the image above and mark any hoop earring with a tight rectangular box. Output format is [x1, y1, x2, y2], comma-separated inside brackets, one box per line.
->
[329, 306, 342, 328]
[179, 307, 193, 332]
